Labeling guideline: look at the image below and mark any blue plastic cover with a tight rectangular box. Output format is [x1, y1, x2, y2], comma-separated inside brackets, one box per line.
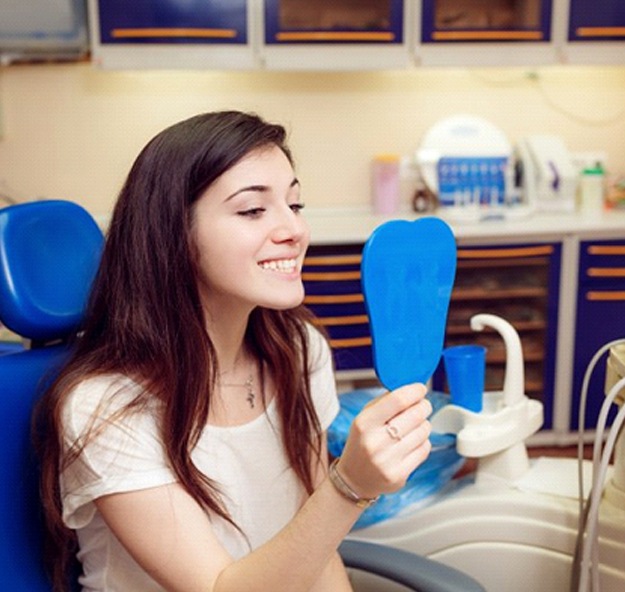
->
[0, 200, 104, 342]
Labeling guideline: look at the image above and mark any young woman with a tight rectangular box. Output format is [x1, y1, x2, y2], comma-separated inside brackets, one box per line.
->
[36, 111, 432, 592]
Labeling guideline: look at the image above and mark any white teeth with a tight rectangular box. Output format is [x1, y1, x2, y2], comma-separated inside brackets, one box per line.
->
[259, 258, 297, 273]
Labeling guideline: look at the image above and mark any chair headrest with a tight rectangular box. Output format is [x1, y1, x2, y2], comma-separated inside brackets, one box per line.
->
[0, 200, 104, 342]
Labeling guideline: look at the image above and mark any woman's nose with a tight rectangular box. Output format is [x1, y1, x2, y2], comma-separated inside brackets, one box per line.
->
[271, 207, 309, 243]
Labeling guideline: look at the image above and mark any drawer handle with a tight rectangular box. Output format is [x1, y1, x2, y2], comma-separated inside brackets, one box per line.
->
[587, 268, 625, 278]
[329, 337, 372, 348]
[587, 246, 625, 256]
[304, 254, 362, 266]
[302, 271, 361, 281]
[313, 315, 369, 327]
[304, 294, 364, 304]
[587, 291, 625, 301]
[457, 245, 553, 259]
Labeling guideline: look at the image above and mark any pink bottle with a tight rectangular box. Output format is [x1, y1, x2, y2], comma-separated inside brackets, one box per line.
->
[371, 154, 400, 215]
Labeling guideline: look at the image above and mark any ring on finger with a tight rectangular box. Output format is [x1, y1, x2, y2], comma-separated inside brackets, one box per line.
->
[385, 422, 402, 442]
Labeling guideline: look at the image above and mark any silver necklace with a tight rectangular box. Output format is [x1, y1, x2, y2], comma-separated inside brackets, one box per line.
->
[221, 373, 255, 409]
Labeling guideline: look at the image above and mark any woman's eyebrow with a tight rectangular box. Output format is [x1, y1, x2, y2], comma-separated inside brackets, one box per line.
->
[226, 185, 267, 201]
[226, 177, 299, 201]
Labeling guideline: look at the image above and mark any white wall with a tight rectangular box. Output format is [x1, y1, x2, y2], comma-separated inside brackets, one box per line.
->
[0, 63, 624, 217]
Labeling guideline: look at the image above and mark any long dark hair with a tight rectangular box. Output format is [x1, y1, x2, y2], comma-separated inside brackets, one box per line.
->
[34, 111, 323, 591]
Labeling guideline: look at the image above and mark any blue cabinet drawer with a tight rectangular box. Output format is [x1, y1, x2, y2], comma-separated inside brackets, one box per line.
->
[578, 239, 625, 285]
[303, 246, 373, 371]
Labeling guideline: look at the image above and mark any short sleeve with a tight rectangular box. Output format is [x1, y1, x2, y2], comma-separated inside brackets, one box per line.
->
[307, 325, 340, 431]
[60, 375, 177, 529]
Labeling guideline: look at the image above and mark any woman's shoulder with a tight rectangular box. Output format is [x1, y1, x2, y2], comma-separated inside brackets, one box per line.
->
[62, 373, 145, 438]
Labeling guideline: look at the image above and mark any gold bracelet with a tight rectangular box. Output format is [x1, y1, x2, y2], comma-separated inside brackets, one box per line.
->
[328, 458, 379, 509]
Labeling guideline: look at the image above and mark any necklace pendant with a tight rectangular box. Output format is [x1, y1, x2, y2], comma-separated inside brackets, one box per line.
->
[247, 391, 256, 409]
[245, 375, 255, 409]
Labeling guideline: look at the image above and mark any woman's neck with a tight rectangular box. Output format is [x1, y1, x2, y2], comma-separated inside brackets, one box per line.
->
[204, 305, 252, 375]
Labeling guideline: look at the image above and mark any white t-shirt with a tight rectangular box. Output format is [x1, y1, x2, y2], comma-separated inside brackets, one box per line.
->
[60, 326, 339, 592]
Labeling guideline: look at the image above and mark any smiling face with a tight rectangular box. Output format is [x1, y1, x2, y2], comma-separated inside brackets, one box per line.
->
[192, 144, 310, 321]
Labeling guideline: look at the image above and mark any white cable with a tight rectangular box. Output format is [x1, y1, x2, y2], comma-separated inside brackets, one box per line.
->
[578, 376, 625, 592]
[575, 340, 625, 533]
[572, 339, 625, 592]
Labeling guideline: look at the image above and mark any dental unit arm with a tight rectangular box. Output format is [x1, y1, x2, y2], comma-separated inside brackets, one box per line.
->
[430, 313, 544, 482]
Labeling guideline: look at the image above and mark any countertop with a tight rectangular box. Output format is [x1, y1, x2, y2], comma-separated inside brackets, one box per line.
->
[304, 206, 625, 246]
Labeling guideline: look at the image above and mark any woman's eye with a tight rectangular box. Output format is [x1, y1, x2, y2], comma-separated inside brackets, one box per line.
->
[238, 207, 265, 218]
[290, 202, 305, 214]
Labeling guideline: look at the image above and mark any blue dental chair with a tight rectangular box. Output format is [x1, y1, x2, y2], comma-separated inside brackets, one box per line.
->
[0, 200, 485, 592]
[0, 200, 104, 590]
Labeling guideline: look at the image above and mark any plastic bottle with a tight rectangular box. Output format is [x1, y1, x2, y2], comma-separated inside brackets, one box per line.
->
[579, 164, 605, 212]
[371, 154, 400, 215]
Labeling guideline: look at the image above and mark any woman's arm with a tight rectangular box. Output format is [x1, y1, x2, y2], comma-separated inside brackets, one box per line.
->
[95, 383, 432, 592]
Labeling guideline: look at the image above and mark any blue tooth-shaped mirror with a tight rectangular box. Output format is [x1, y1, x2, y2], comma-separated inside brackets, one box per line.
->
[361, 218, 457, 391]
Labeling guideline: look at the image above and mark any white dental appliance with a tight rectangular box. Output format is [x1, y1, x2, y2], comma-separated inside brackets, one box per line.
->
[349, 316, 625, 592]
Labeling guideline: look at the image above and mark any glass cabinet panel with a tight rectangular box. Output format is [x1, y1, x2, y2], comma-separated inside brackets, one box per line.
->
[422, 0, 552, 43]
[265, 0, 404, 44]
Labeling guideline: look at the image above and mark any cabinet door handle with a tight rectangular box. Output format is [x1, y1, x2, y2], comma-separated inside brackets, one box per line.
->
[587, 291, 625, 301]
[576, 27, 625, 38]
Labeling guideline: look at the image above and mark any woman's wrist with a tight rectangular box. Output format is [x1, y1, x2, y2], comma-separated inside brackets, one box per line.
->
[328, 458, 379, 509]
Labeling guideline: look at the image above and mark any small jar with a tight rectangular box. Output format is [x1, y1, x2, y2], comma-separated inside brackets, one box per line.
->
[371, 154, 400, 215]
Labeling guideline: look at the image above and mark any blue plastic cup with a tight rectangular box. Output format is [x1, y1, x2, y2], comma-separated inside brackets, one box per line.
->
[442, 345, 486, 413]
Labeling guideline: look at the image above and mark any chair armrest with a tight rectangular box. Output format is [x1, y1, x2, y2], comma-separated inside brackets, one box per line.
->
[338, 539, 486, 592]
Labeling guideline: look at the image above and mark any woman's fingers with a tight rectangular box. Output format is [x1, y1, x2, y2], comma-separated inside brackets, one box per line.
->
[338, 383, 434, 498]
[383, 396, 432, 443]
[361, 383, 428, 427]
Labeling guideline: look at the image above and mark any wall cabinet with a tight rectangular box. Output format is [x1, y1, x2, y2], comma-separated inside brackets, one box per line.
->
[88, 0, 255, 69]
[568, 0, 625, 42]
[261, 0, 411, 70]
[83, 1, 625, 69]
[4, 1, 625, 68]
[560, 0, 625, 64]
[416, 0, 557, 66]
[421, 0, 552, 43]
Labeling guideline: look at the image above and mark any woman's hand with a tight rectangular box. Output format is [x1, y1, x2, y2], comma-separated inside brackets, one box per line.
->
[336, 383, 432, 500]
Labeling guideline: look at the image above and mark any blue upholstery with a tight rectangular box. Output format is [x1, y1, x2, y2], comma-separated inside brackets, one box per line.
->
[0, 344, 70, 590]
[0, 200, 103, 591]
[0, 200, 103, 342]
